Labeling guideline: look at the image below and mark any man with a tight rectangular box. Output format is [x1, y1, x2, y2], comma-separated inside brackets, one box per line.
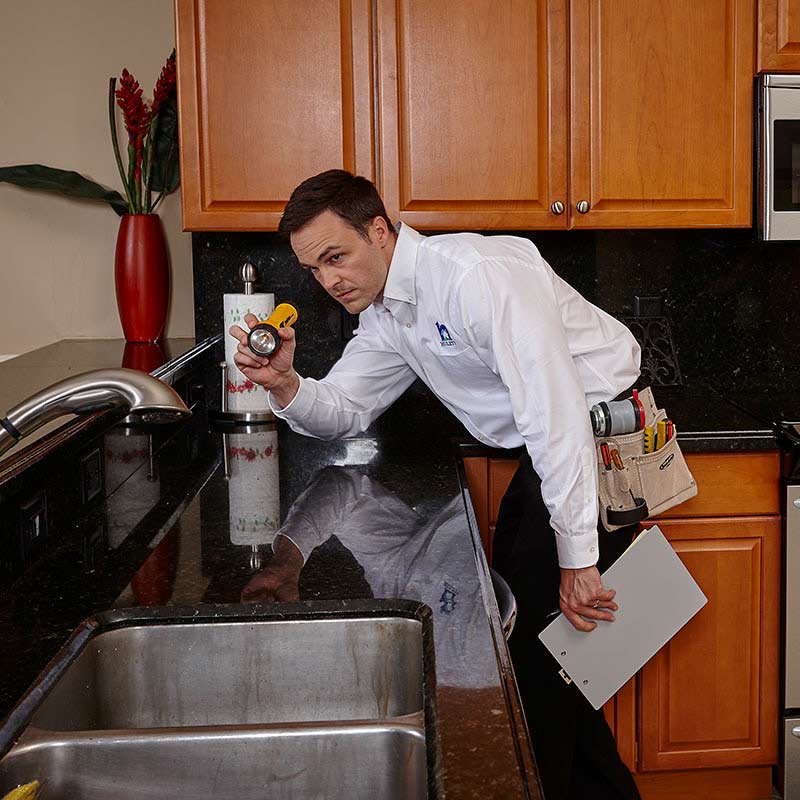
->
[230, 169, 641, 799]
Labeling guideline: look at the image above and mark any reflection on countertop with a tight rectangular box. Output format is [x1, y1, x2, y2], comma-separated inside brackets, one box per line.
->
[118, 460, 498, 690]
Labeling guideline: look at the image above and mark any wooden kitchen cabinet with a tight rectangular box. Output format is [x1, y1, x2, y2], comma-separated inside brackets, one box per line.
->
[464, 449, 781, 798]
[569, 0, 754, 229]
[174, 0, 375, 230]
[378, 0, 754, 230]
[636, 516, 780, 772]
[375, 0, 569, 230]
[759, 0, 800, 72]
[175, 0, 754, 231]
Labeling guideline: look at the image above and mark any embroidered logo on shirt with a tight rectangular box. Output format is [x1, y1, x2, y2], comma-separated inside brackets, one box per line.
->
[440, 581, 458, 613]
[435, 321, 456, 347]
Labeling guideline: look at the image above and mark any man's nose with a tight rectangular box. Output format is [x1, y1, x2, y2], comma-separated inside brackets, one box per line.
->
[319, 268, 340, 292]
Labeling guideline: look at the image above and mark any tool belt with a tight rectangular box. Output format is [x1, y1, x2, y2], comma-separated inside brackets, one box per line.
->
[595, 387, 697, 531]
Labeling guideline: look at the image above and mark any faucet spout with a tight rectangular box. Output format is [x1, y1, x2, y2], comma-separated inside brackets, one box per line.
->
[0, 368, 191, 458]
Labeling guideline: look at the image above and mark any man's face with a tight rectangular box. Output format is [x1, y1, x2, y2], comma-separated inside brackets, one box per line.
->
[290, 209, 394, 314]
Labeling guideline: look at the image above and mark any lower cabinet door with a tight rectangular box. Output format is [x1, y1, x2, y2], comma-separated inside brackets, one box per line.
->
[638, 516, 780, 770]
[603, 678, 637, 773]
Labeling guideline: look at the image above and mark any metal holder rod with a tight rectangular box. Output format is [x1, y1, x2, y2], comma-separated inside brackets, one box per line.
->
[220, 361, 231, 478]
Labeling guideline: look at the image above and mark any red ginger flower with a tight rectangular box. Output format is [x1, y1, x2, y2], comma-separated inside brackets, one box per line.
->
[151, 53, 177, 117]
[115, 69, 150, 142]
[115, 69, 151, 182]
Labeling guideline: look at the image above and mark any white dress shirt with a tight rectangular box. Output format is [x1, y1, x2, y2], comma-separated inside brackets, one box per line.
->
[271, 224, 641, 568]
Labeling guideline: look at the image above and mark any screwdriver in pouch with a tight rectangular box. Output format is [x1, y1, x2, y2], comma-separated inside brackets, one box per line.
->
[600, 442, 612, 470]
[643, 425, 655, 453]
[248, 303, 299, 357]
[610, 447, 637, 505]
[656, 419, 667, 450]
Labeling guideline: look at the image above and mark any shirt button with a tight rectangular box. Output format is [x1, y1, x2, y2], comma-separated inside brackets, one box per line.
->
[405, 323, 412, 328]
[589, 546, 596, 553]
[407, 296, 413, 301]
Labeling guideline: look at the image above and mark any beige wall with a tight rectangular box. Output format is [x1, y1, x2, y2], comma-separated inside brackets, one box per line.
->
[0, 0, 194, 357]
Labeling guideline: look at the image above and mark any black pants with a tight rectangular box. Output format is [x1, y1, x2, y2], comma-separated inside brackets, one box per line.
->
[492, 453, 642, 800]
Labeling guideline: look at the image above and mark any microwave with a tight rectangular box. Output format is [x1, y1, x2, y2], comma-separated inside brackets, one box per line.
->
[758, 74, 800, 240]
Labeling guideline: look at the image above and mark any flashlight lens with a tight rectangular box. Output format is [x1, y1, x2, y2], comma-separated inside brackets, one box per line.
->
[250, 329, 276, 355]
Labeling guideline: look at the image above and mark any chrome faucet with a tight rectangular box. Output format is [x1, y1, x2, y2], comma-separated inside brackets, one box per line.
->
[0, 368, 191, 457]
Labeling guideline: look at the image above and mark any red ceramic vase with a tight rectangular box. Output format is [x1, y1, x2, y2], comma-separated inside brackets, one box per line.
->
[114, 214, 170, 342]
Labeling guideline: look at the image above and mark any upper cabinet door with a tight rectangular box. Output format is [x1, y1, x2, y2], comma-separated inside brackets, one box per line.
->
[175, 0, 374, 231]
[376, 0, 568, 230]
[759, 0, 800, 71]
[570, 0, 754, 229]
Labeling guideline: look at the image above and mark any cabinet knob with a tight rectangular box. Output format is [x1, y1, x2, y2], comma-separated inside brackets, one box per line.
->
[550, 201, 565, 215]
[793, 499, 800, 509]
[576, 200, 590, 214]
[793, 726, 800, 738]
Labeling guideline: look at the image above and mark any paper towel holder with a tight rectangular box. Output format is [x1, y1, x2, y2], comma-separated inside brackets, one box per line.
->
[212, 261, 277, 425]
[210, 361, 276, 426]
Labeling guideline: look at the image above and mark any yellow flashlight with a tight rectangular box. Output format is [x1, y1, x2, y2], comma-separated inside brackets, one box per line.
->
[247, 303, 299, 357]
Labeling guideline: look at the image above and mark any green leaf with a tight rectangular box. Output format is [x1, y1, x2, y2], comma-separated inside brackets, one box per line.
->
[0, 164, 129, 216]
[150, 96, 180, 196]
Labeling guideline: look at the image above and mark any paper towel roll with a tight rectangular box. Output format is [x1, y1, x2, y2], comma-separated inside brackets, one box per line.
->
[226, 429, 280, 546]
[224, 292, 274, 413]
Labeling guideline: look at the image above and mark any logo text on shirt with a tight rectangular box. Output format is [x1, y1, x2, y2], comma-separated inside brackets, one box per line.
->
[435, 321, 456, 347]
[440, 581, 458, 613]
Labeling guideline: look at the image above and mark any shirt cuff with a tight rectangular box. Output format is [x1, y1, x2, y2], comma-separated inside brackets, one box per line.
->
[555, 531, 600, 569]
[274, 532, 310, 564]
[268, 376, 314, 419]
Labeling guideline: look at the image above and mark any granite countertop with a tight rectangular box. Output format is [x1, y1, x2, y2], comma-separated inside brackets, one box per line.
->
[0, 378, 540, 799]
[0, 337, 795, 797]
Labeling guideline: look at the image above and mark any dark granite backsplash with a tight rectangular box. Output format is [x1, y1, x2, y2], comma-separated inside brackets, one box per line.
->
[193, 232, 353, 381]
[193, 228, 800, 396]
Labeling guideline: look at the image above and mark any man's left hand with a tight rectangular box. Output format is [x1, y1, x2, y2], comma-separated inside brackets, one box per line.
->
[559, 565, 617, 632]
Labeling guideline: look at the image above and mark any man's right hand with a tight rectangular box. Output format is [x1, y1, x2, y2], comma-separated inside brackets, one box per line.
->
[229, 312, 300, 407]
[240, 535, 304, 603]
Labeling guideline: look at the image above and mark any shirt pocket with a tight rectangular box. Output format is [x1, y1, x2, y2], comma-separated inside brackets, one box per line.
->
[432, 343, 472, 358]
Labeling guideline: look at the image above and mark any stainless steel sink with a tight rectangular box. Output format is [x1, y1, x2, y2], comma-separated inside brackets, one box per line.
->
[0, 722, 427, 800]
[0, 603, 436, 800]
[30, 617, 423, 729]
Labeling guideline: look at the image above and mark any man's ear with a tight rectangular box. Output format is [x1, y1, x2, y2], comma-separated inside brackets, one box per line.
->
[370, 215, 392, 247]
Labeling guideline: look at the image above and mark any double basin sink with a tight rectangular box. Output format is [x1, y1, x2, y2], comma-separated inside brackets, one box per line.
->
[0, 603, 434, 799]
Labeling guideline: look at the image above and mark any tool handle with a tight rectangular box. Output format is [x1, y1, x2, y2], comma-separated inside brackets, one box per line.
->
[261, 302, 299, 329]
[600, 442, 612, 470]
[656, 419, 667, 450]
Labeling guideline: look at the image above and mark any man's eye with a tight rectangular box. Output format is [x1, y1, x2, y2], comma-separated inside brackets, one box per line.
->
[329, 253, 342, 263]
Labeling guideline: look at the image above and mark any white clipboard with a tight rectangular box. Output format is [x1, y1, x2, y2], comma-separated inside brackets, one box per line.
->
[538, 525, 707, 710]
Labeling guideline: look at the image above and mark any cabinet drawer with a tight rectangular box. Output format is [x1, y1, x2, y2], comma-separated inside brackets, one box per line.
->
[655, 452, 780, 518]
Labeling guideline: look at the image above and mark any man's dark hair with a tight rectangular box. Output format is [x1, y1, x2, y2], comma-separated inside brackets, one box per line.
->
[278, 169, 393, 240]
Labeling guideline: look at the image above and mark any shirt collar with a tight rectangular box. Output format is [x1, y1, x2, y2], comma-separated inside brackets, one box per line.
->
[382, 222, 423, 307]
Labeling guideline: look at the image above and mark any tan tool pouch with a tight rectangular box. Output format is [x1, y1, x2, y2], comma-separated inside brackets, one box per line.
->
[595, 387, 698, 531]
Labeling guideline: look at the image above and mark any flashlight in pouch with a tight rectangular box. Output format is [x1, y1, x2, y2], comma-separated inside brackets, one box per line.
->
[247, 303, 299, 357]
[589, 391, 645, 437]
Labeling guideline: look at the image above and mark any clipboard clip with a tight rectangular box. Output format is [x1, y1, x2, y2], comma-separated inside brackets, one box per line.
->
[558, 669, 573, 685]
